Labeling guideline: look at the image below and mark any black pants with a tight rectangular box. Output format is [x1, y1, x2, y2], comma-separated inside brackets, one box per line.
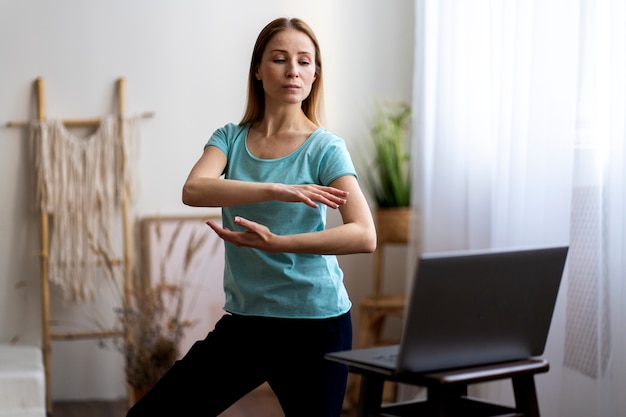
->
[125, 311, 352, 417]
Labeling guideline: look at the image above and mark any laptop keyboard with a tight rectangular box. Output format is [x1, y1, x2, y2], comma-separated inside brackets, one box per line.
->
[375, 352, 398, 363]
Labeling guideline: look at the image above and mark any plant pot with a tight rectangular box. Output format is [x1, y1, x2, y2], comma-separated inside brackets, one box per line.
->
[375, 207, 411, 244]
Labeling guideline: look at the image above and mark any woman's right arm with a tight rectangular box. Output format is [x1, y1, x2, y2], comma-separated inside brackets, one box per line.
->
[182, 146, 276, 207]
[182, 146, 349, 209]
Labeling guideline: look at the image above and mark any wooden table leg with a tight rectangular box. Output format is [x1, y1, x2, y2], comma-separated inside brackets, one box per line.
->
[512, 374, 540, 417]
[427, 384, 467, 417]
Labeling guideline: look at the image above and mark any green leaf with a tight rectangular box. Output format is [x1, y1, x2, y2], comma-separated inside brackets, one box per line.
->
[365, 100, 412, 207]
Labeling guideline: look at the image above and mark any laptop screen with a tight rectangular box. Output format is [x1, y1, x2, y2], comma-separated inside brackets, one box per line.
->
[396, 246, 568, 373]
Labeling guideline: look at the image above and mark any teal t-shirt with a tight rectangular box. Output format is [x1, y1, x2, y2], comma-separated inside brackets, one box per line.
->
[206, 123, 356, 318]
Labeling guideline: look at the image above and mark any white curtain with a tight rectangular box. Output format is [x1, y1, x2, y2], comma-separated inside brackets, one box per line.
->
[411, 0, 626, 416]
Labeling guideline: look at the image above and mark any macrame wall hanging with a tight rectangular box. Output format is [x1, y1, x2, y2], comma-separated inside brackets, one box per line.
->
[7, 77, 153, 414]
[30, 115, 141, 301]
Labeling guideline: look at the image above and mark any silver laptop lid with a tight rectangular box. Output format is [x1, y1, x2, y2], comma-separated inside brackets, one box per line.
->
[397, 246, 568, 373]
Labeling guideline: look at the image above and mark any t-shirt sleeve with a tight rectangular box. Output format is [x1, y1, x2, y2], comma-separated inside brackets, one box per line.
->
[204, 124, 233, 156]
[319, 136, 358, 186]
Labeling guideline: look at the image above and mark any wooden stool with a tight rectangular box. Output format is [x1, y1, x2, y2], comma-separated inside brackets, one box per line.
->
[359, 208, 411, 348]
[349, 358, 550, 417]
[348, 294, 406, 405]
[358, 294, 406, 348]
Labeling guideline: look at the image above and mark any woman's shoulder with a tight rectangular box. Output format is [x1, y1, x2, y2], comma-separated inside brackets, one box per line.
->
[206, 123, 250, 153]
[307, 127, 350, 155]
[310, 127, 347, 146]
[214, 122, 250, 137]
[208, 123, 249, 144]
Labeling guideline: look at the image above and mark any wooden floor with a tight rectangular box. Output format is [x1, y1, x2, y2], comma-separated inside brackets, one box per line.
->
[52, 383, 359, 417]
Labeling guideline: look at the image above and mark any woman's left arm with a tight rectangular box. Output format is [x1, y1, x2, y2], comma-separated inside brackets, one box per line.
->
[206, 174, 377, 255]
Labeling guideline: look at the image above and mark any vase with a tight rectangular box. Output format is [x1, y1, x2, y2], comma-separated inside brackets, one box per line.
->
[375, 207, 411, 244]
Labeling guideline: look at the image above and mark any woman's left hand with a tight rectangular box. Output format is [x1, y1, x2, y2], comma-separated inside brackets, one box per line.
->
[206, 216, 278, 252]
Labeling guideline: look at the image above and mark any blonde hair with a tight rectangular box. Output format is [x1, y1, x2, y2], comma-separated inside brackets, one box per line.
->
[239, 17, 325, 126]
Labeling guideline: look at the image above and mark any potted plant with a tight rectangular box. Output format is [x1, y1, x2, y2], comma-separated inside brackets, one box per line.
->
[364, 99, 413, 245]
[366, 99, 412, 208]
[94, 218, 205, 401]
[113, 281, 193, 400]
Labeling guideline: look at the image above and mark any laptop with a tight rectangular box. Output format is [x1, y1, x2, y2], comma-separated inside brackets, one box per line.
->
[327, 246, 569, 375]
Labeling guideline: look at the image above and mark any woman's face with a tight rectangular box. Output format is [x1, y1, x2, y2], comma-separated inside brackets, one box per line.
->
[255, 28, 317, 107]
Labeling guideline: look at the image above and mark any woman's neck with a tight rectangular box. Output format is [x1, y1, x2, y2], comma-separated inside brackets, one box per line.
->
[254, 108, 317, 137]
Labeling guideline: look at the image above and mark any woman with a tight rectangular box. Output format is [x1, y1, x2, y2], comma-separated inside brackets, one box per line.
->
[126, 17, 376, 417]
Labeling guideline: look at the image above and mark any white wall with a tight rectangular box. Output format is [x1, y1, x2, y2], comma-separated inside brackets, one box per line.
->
[0, 0, 414, 400]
